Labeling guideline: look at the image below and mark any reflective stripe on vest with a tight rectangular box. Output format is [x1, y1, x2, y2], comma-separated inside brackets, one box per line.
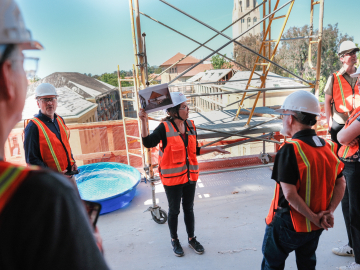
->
[158, 120, 199, 186]
[31, 118, 62, 172]
[288, 140, 312, 232]
[0, 163, 31, 214]
[265, 139, 344, 233]
[31, 116, 74, 172]
[338, 106, 360, 158]
[333, 73, 360, 113]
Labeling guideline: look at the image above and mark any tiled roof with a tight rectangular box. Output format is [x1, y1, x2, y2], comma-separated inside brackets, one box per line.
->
[22, 86, 97, 120]
[183, 63, 213, 77]
[160, 52, 200, 66]
[27, 72, 116, 99]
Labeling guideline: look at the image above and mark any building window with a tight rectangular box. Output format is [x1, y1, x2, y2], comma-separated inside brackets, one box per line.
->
[253, 0, 256, 7]
[247, 17, 251, 28]
[253, 17, 257, 23]
[246, 0, 249, 7]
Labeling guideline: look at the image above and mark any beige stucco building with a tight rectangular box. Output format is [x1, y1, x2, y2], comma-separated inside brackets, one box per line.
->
[232, 0, 261, 40]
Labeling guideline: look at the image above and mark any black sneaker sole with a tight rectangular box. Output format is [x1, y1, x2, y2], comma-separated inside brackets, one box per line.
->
[173, 251, 184, 257]
[189, 244, 204, 254]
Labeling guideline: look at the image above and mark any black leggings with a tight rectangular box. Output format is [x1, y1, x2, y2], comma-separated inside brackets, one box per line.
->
[329, 118, 344, 149]
[163, 182, 196, 240]
[342, 161, 360, 263]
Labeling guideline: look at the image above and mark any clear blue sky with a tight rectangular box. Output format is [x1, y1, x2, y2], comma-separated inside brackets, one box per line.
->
[17, 0, 360, 78]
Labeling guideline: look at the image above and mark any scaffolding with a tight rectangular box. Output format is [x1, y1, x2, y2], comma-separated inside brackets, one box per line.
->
[128, 0, 324, 146]
[126, 0, 325, 222]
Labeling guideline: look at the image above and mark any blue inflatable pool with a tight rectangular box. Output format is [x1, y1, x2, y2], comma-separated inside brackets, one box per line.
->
[75, 162, 141, 214]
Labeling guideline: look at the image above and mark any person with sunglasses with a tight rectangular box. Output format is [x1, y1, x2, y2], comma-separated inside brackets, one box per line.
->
[139, 91, 229, 257]
[324, 41, 360, 149]
[261, 90, 345, 270]
[24, 83, 79, 188]
[333, 69, 360, 270]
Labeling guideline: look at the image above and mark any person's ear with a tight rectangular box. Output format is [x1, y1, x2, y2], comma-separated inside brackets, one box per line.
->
[0, 60, 14, 100]
[37, 99, 41, 108]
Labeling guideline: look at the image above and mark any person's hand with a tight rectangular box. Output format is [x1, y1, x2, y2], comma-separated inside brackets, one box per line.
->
[321, 212, 334, 229]
[71, 163, 78, 171]
[138, 108, 147, 122]
[214, 146, 230, 154]
[346, 138, 358, 147]
[62, 169, 72, 178]
[94, 226, 104, 253]
[310, 210, 330, 230]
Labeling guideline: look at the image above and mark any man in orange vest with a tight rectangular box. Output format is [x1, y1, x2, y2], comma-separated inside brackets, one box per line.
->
[0, 1, 109, 269]
[24, 82, 78, 187]
[261, 90, 346, 270]
[325, 40, 360, 147]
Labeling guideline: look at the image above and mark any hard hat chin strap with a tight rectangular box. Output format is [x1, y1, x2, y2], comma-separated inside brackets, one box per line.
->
[174, 106, 184, 121]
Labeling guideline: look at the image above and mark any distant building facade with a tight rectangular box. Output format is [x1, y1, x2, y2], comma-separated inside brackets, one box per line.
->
[27, 72, 130, 122]
[160, 53, 213, 84]
[232, 0, 261, 40]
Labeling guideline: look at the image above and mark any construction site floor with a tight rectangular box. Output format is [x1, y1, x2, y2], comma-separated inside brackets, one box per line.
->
[98, 167, 352, 270]
[149, 108, 282, 140]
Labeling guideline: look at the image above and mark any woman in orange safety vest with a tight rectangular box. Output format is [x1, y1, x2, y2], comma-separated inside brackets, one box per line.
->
[335, 71, 360, 269]
[139, 91, 229, 257]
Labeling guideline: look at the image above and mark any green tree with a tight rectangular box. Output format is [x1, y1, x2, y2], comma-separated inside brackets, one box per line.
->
[275, 23, 354, 96]
[211, 54, 233, 69]
[234, 33, 264, 71]
[233, 24, 354, 98]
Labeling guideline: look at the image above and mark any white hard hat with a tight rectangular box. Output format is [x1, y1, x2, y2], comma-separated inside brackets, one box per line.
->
[170, 92, 187, 107]
[338, 40, 359, 56]
[35, 83, 58, 98]
[276, 90, 320, 116]
[0, 0, 43, 51]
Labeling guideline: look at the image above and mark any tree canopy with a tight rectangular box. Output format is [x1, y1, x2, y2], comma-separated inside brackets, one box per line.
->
[211, 54, 233, 69]
[88, 65, 161, 88]
[233, 24, 355, 97]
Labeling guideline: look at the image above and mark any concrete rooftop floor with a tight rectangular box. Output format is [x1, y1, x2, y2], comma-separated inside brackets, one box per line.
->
[98, 167, 353, 270]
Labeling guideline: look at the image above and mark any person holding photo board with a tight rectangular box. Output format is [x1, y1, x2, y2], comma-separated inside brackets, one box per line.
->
[139, 91, 229, 257]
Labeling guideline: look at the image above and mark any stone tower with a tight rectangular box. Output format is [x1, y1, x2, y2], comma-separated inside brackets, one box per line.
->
[232, 0, 261, 40]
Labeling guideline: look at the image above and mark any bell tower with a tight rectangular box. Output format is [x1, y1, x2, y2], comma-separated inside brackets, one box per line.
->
[232, 0, 261, 41]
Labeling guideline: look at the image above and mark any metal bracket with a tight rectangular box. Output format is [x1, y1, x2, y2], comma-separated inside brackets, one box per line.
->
[259, 152, 272, 164]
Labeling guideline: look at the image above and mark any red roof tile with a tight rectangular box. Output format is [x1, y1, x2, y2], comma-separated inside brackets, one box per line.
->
[183, 63, 213, 77]
[160, 52, 200, 66]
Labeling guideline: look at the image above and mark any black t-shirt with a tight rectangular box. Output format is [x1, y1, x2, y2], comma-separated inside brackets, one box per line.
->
[272, 129, 343, 208]
[142, 121, 201, 155]
[0, 169, 109, 270]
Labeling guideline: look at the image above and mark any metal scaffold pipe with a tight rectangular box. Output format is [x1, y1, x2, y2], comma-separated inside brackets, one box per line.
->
[139, 11, 252, 74]
[186, 85, 311, 97]
[148, 1, 267, 83]
[162, 0, 300, 85]
[134, 0, 146, 87]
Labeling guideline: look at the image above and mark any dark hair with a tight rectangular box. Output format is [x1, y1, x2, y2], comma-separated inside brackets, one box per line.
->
[294, 111, 317, 126]
[162, 104, 182, 121]
[0, 44, 16, 64]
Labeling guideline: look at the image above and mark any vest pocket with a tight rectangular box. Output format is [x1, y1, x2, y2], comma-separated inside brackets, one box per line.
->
[171, 145, 185, 164]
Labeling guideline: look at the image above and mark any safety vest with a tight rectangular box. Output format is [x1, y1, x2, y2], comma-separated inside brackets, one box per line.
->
[333, 72, 360, 114]
[27, 116, 75, 172]
[158, 120, 199, 186]
[338, 106, 360, 159]
[265, 139, 343, 233]
[0, 162, 33, 215]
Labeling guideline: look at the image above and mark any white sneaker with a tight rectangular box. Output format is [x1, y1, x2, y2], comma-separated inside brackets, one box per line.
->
[332, 244, 354, 256]
[339, 262, 360, 270]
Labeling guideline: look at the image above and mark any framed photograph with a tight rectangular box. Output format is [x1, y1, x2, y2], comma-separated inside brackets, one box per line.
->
[138, 83, 174, 113]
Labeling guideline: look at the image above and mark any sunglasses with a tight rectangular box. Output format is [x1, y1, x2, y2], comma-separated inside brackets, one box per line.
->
[279, 113, 297, 120]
